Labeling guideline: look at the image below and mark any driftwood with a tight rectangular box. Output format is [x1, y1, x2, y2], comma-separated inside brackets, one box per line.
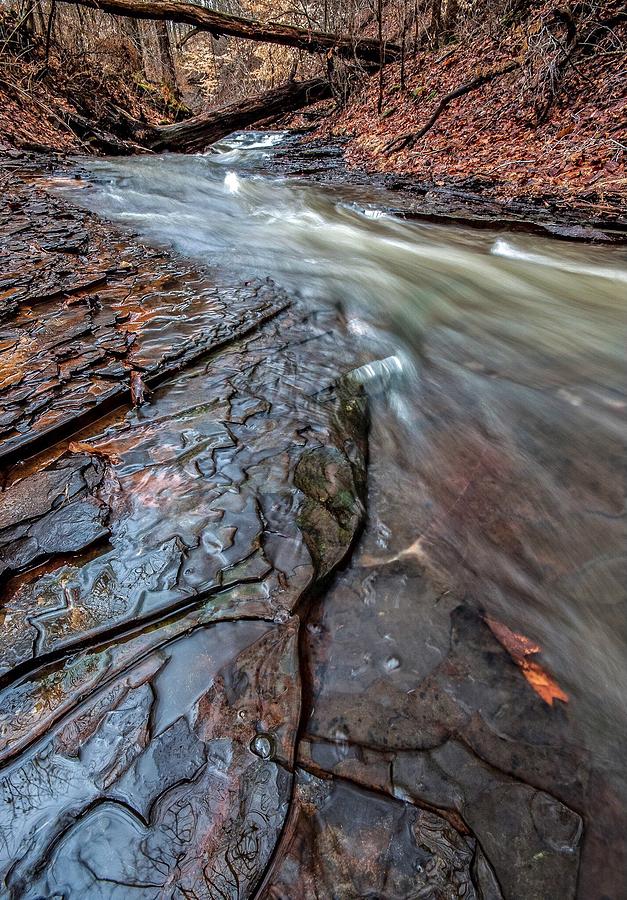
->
[386, 62, 518, 154]
[56, 0, 401, 63]
[142, 78, 332, 152]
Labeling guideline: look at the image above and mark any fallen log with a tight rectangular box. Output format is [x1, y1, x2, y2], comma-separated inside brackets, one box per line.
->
[56, 0, 401, 63]
[142, 78, 333, 152]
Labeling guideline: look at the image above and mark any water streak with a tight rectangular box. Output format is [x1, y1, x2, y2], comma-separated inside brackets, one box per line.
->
[59, 131, 627, 767]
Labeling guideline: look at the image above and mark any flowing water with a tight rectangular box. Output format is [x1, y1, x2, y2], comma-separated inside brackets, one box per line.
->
[61, 131, 626, 810]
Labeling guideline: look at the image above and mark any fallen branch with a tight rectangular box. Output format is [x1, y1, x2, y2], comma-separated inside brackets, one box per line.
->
[55, 0, 401, 64]
[177, 25, 201, 50]
[386, 61, 518, 154]
[65, 109, 150, 153]
[142, 78, 332, 152]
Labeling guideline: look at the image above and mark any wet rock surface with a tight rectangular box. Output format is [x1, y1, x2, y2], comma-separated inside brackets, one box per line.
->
[3, 617, 299, 898]
[293, 392, 625, 900]
[0, 158, 369, 898]
[262, 769, 487, 900]
[0, 164, 288, 463]
[269, 134, 627, 243]
[0, 451, 109, 579]
[0, 151, 623, 898]
[0, 295, 368, 676]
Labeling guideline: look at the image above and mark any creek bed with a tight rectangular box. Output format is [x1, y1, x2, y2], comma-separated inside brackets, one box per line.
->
[0, 133, 625, 898]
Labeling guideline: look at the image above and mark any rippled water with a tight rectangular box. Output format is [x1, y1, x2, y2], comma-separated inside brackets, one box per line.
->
[63, 131, 626, 766]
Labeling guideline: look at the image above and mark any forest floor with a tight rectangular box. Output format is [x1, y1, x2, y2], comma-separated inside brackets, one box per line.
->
[0, 27, 184, 155]
[289, 8, 626, 217]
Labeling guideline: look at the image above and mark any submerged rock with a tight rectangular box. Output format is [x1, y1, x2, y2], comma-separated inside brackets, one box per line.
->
[262, 769, 485, 900]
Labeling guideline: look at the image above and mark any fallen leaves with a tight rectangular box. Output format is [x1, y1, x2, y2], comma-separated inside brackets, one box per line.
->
[485, 615, 568, 707]
[308, 6, 625, 211]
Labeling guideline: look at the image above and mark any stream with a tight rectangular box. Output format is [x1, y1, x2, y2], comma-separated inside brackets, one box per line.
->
[67, 130, 626, 741]
[9, 130, 626, 897]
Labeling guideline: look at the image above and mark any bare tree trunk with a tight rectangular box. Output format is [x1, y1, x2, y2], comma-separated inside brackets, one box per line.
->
[430, 0, 442, 47]
[44, 0, 57, 65]
[413, 0, 420, 55]
[444, 0, 459, 36]
[155, 20, 178, 97]
[124, 14, 142, 61]
[399, 0, 407, 90]
[377, 0, 383, 113]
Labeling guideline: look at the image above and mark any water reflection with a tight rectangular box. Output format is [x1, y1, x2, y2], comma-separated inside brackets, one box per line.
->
[61, 130, 626, 767]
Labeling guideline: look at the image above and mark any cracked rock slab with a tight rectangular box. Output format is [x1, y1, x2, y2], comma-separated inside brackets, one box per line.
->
[0, 303, 367, 676]
[0, 168, 288, 463]
[0, 158, 375, 899]
[0, 617, 299, 899]
[0, 219, 369, 896]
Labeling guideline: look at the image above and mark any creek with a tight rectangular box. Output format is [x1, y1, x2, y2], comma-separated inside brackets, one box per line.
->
[57, 130, 627, 895]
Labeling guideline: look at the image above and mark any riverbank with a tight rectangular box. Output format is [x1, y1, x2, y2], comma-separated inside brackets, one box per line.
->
[3, 3, 625, 238]
[267, 134, 627, 243]
[289, 2, 626, 219]
[4, 133, 626, 248]
[0, 8, 184, 156]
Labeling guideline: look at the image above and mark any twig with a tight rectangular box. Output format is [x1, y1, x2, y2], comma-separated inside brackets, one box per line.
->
[177, 25, 201, 49]
[0, 0, 41, 58]
[386, 61, 518, 154]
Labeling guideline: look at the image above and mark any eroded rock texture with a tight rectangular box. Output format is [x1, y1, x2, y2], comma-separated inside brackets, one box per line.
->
[262, 770, 487, 900]
[0, 451, 109, 578]
[0, 161, 369, 898]
[2, 619, 298, 898]
[0, 155, 619, 899]
[290, 393, 626, 900]
[0, 166, 288, 463]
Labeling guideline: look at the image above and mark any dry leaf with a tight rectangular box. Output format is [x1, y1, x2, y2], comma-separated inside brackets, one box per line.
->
[130, 370, 147, 406]
[485, 615, 568, 706]
[521, 660, 569, 706]
[68, 441, 120, 464]
[556, 124, 575, 138]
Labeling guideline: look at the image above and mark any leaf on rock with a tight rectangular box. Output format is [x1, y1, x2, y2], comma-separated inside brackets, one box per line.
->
[130, 370, 146, 406]
[485, 615, 568, 706]
[68, 441, 120, 464]
[522, 660, 569, 707]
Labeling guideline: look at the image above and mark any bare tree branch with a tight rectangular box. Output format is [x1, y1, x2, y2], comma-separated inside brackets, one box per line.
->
[386, 61, 518, 154]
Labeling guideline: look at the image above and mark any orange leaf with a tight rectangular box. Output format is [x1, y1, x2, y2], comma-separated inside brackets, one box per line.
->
[521, 660, 569, 706]
[556, 124, 575, 139]
[68, 441, 120, 464]
[485, 616, 568, 706]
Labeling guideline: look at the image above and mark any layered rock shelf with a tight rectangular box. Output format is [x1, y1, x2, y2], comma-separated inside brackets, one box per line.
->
[0, 152, 622, 899]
